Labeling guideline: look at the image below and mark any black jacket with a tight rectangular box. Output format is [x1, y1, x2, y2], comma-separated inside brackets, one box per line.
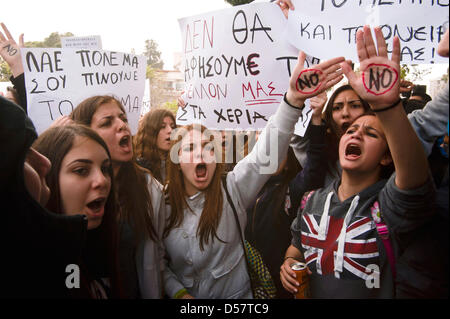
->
[0, 96, 87, 298]
[245, 124, 327, 298]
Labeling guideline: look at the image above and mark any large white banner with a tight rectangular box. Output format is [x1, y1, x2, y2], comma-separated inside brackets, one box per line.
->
[177, 2, 315, 135]
[21, 48, 146, 134]
[286, 0, 449, 64]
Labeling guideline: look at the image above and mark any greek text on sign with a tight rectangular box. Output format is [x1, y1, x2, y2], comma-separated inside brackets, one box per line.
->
[286, 0, 448, 64]
[178, 2, 316, 135]
[21, 48, 146, 134]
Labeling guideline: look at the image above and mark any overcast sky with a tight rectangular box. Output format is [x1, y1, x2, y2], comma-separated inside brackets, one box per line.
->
[1, 0, 235, 69]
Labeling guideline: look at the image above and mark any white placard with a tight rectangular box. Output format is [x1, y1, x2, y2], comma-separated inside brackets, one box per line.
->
[21, 48, 146, 134]
[61, 35, 103, 49]
[286, 0, 448, 64]
[177, 2, 316, 136]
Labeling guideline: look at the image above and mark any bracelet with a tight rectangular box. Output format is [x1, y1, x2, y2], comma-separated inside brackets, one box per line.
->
[284, 93, 304, 110]
[371, 98, 402, 113]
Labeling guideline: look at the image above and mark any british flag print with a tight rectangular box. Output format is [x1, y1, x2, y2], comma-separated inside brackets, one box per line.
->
[301, 213, 380, 281]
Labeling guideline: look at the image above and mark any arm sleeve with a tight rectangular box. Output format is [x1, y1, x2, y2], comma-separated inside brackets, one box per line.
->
[407, 83, 449, 156]
[163, 263, 186, 298]
[290, 215, 303, 250]
[226, 98, 303, 212]
[379, 173, 436, 249]
[290, 133, 311, 168]
[10, 73, 27, 114]
[289, 124, 327, 211]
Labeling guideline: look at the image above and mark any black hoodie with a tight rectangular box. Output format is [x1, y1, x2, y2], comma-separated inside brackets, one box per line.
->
[0, 96, 87, 298]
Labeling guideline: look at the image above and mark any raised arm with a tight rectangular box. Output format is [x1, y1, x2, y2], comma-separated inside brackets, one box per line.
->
[0, 23, 27, 111]
[228, 51, 344, 210]
[0, 23, 24, 77]
[341, 25, 429, 190]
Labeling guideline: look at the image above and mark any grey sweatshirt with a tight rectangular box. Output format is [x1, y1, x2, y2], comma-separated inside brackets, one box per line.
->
[163, 99, 303, 298]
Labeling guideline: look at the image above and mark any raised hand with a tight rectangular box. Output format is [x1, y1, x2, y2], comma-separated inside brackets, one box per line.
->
[275, 0, 295, 19]
[0, 23, 24, 77]
[309, 92, 327, 125]
[286, 51, 344, 108]
[341, 25, 401, 110]
[399, 79, 414, 95]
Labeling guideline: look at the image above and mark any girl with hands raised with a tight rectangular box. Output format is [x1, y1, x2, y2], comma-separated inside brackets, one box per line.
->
[162, 53, 344, 299]
[341, 25, 428, 190]
[282, 26, 434, 298]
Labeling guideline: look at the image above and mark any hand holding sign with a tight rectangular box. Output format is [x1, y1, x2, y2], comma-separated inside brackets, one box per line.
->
[341, 26, 401, 111]
[0, 23, 24, 77]
[286, 51, 344, 108]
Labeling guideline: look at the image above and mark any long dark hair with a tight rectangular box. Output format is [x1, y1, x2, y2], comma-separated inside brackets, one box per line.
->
[71, 95, 157, 242]
[134, 108, 176, 183]
[164, 124, 225, 251]
[32, 124, 122, 298]
[323, 84, 371, 171]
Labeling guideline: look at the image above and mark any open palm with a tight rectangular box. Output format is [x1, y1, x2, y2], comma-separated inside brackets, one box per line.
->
[342, 26, 401, 110]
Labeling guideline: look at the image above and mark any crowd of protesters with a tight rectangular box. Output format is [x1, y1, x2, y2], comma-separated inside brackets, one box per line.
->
[1, 0, 448, 299]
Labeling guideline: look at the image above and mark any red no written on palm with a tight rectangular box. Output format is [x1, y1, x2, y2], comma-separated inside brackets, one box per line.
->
[341, 26, 401, 110]
[286, 51, 345, 108]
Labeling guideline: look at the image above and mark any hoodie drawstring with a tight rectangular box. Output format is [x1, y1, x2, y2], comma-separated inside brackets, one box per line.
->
[316, 192, 360, 278]
[334, 195, 360, 277]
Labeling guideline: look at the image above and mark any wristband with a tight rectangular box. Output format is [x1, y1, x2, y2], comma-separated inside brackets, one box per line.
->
[371, 98, 402, 113]
[174, 288, 188, 299]
[284, 93, 304, 110]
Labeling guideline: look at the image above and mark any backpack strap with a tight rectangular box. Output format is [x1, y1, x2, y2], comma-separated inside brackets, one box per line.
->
[371, 201, 396, 280]
[300, 190, 316, 211]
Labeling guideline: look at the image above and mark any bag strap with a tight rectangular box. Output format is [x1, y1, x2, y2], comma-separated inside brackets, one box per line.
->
[221, 176, 258, 292]
[221, 175, 246, 250]
[371, 201, 396, 280]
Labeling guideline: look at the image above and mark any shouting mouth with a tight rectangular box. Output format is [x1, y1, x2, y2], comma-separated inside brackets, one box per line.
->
[195, 163, 207, 179]
[345, 143, 362, 160]
[86, 197, 106, 216]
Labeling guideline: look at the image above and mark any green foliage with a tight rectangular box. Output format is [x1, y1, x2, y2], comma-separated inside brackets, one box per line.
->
[441, 67, 449, 83]
[25, 32, 75, 48]
[144, 39, 164, 69]
[400, 64, 409, 80]
[162, 100, 178, 115]
[401, 64, 431, 82]
[225, 0, 255, 5]
[146, 65, 156, 79]
[0, 59, 12, 81]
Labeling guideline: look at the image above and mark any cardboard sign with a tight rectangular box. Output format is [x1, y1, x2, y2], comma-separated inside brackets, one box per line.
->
[286, 0, 448, 64]
[177, 2, 315, 135]
[21, 48, 146, 134]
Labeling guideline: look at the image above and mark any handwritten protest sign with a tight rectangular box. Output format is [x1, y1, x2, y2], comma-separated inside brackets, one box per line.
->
[286, 0, 448, 64]
[177, 2, 315, 135]
[21, 48, 146, 134]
